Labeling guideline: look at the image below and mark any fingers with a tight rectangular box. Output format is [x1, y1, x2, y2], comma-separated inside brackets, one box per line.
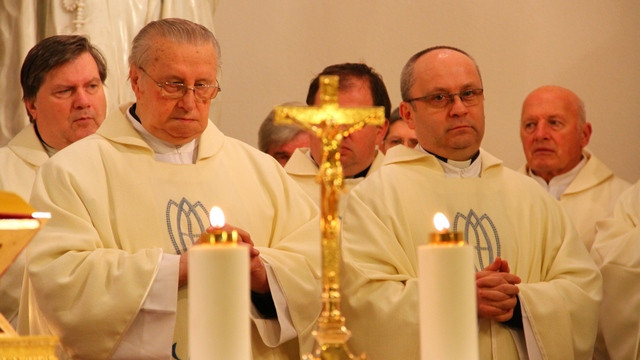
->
[478, 303, 516, 322]
[202, 225, 259, 255]
[482, 257, 503, 272]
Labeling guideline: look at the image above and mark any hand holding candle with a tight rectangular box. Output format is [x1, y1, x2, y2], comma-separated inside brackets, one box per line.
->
[418, 212, 478, 360]
[189, 206, 251, 360]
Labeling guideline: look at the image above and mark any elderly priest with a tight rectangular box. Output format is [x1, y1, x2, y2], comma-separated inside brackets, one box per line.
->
[19, 18, 321, 360]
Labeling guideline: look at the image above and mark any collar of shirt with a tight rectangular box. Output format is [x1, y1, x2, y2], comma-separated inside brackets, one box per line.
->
[417, 145, 482, 178]
[305, 147, 373, 179]
[33, 122, 57, 157]
[528, 156, 587, 199]
[126, 104, 198, 164]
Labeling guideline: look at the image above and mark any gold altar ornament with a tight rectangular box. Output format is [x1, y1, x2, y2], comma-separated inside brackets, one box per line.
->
[275, 75, 385, 360]
[199, 206, 239, 245]
[430, 212, 463, 245]
[0, 191, 59, 359]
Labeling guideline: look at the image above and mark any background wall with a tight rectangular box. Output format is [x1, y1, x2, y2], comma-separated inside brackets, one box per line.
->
[212, 1, 640, 183]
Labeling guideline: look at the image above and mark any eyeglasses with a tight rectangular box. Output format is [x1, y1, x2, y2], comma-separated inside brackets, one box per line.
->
[405, 88, 483, 109]
[139, 67, 221, 101]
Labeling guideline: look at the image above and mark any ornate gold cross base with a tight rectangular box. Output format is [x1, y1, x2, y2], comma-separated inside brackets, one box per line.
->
[275, 75, 383, 360]
[302, 319, 366, 360]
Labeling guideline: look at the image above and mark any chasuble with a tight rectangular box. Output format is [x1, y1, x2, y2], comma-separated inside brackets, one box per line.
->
[20, 105, 322, 359]
[341, 146, 602, 360]
[591, 180, 640, 360]
[0, 123, 49, 328]
[519, 149, 630, 250]
[284, 147, 384, 212]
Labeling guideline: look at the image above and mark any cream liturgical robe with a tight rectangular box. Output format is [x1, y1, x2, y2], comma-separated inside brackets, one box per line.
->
[341, 146, 602, 360]
[0, 124, 48, 200]
[0, 123, 48, 328]
[519, 149, 630, 250]
[284, 147, 384, 211]
[21, 105, 321, 359]
[591, 180, 640, 360]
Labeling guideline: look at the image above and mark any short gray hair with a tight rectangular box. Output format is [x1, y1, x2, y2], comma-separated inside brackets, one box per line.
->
[129, 18, 221, 69]
[258, 101, 307, 153]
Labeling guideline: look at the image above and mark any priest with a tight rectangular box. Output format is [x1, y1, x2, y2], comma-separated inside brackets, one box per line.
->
[341, 46, 602, 359]
[20, 18, 321, 360]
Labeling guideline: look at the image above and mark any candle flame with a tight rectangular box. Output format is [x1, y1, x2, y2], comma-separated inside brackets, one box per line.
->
[433, 212, 450, 232]
[209, 206, 225, 228]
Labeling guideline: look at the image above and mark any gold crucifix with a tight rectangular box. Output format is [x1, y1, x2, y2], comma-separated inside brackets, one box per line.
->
[275, 75, 384, 360]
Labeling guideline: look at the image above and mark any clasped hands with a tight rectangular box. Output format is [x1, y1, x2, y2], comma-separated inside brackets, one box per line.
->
[178, 224, 269, 294]
[476, 257, 521, 322]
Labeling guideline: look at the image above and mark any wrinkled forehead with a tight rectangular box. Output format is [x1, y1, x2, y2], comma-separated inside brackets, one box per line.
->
[144, 37, 218, 69]
[522, 88, 580, 118]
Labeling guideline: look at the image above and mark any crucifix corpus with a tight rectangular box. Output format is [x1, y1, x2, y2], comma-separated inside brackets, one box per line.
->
[274, 75, 384, 360]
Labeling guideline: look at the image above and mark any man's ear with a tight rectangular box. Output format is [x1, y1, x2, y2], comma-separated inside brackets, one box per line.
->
[400, 101, 415, 129]
[376, 119, 390, 146]
[24, 99, 37, 121]
[580, 122, 592, 147]
[129, 66, 142, 96]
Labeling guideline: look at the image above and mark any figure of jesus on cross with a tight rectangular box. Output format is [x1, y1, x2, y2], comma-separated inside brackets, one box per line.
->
[275, 75, 384, 360]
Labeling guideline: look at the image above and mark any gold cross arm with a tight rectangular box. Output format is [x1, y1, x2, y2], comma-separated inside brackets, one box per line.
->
[273, 75, 385, 138]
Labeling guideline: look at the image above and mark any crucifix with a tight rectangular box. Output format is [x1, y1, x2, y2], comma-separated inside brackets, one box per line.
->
[274, 75, 384, 360]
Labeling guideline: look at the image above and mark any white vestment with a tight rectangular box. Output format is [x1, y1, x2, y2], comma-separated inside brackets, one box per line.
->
[0, 123, 48, 328]
[519, 149, 630, 250]
[0, 123, 47, 201]
[591, 180, 640, 360]
[284, 147, 384, 211]
[21, 105, 321, 359]
[342, 146, 602, 360]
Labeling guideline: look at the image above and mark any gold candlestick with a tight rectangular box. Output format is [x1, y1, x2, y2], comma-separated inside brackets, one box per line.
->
[199, 206, 239, 245]
[275, 75, 384, 360]
[430, 212, 463, 245]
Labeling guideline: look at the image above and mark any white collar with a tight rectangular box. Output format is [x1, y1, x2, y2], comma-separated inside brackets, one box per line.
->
[528, 156, 587, 199]
[126, 105, 198, 164]
[418, 145, 482, 178]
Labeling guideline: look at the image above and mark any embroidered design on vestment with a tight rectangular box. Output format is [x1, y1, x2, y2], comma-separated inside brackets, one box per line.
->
[454, 209, 501, 271]
[166, 197, 208, 254]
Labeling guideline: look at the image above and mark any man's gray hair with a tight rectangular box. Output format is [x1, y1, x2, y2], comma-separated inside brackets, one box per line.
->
[129, 18, 221, 69]
[258, 102, 308, 153]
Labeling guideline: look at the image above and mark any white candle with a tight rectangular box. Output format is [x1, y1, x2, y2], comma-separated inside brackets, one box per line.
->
[189, 207, 251, 360]
[418, 212, 478, 360]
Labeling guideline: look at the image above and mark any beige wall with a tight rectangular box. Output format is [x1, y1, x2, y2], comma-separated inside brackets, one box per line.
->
[213, 1, 640, 183]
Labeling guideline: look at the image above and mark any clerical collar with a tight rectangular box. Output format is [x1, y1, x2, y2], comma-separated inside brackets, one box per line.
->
[417, 146, 480, 167]
[306, 149, 372, 179]
[423, 148, 480, 168]
[528, 156, 587, 200]
[418, 146, 482, 178]
[129, 103, 141, 123]
[351, 164, 371, 179]
[126, 104, 198, 164]
[33, 122, 57, 157]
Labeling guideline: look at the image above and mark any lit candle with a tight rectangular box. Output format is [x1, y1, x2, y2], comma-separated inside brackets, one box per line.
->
[417, 212, 478, 360]
[189, 206, 250, 360]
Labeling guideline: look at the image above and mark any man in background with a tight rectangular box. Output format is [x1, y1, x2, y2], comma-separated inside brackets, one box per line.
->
[258, 101, 311, 166]
[519, 85, 630, 250]
[380, 107, 418, 154]
[0, 34, 107, 328]
[284, 63, 390, 209]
